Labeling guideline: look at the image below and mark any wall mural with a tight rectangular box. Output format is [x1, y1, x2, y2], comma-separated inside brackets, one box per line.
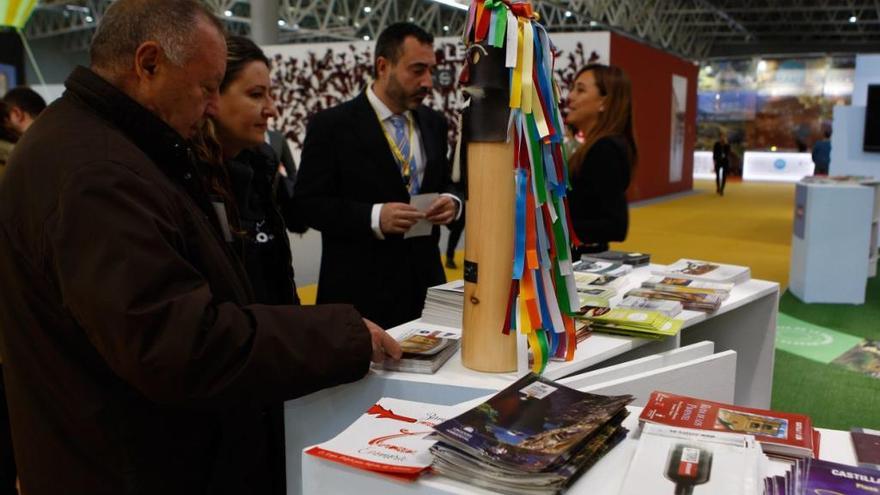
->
[263, 32, 609, 160]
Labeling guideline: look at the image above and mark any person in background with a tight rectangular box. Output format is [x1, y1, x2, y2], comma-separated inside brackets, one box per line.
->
[564, 64, 637, 259]
[0, 1, 399, 493]
[1, 87, 46, 138]
[295, 22, 460, 329]
[812, 124, 832, 175]
[0, 102, 15, 175]
[0, 101, 19, 495]
[713, 129, 731, 195]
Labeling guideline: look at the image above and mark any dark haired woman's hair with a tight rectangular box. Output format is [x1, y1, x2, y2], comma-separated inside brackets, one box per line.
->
[0, 102, 19, 143]
[221, 35, 271, 92]
[192, 35, 272, 238]
[568, 64, 638, 176]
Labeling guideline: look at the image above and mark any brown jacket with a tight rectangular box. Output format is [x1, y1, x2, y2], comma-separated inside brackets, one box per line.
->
[0, 66, 372, 495]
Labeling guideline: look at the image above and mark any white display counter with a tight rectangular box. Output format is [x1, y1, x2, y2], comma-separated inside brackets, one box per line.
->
[789, 180, 875, 303]
[301, 405, 857, 495]
[283, 266, 779, 494]
[742, 151, 814, 183]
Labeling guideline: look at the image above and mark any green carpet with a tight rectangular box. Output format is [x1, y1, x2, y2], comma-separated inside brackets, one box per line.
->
[774, 275, 880, 430]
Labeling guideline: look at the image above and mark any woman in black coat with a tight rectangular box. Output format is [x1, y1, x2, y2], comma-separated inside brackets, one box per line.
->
[564, 64, 638, 258]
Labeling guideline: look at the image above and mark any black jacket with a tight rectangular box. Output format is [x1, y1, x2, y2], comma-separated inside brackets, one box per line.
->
[294, 92, 455, 328]
[0, 66, 371, 495]
[226, 145, 300, 306]
[569, 136, 632, 257]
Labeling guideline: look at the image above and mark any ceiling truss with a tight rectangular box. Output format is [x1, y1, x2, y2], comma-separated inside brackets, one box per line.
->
[22, 0, 880, 59]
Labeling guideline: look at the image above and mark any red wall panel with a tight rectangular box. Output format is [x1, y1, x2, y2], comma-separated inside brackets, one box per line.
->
[610, 33, 698, 201]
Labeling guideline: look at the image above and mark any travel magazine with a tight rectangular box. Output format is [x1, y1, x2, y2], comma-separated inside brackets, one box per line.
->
[640, 391, 819, 459]
[429, 373, 633, 494]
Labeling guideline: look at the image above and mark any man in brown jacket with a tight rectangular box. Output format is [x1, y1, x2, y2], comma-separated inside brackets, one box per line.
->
[0, 1, 400, 494]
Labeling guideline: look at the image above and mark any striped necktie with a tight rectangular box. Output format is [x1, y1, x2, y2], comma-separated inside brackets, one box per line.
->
[388, 114, 418, 193]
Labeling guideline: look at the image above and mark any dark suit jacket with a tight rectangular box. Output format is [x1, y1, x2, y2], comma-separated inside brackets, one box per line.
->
[295, 92, 454, 328]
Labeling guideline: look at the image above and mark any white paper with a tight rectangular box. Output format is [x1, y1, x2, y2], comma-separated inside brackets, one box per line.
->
[405, 192, 440, 239]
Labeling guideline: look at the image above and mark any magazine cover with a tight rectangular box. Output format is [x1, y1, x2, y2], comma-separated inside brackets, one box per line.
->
[619, 424, 765, 495]
[432, 373, 633, 472]
[306, 397, 456, 478]
[640, 391, 816, 457]
[803, 458, 880, 494]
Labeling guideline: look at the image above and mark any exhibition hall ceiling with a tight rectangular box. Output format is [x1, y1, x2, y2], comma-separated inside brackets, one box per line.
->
[24, 0, 880, 60]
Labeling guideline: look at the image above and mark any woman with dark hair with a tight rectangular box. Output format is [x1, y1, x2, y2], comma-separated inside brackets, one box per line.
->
[194, 35, 301, 306]
[565, 64, 637, 258]
[191, 37, 298, 494]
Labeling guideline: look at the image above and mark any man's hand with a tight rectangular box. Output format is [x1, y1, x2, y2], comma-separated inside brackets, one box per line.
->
[363, 318, 402, 363]
[425, 196, 456, 225]
[380, 202, 425, 234]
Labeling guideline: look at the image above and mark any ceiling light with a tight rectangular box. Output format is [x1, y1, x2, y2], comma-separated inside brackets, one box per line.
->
[277, 19, 286, 26]
[85, 15, 94, 22]
[363, 6, 372, 13]
[428, 0, 469, 11]
[589, 20, 598, 27]
[363, 35, 371, 41]
[443, 25, 450, 31]
[849, 15, 857, 23]
[564, 10, 572, 18]
[757, 60, 767, 72]
[224, 10, 233, 17]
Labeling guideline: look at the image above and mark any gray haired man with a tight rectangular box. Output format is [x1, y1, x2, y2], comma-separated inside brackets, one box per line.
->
[0, 1, 398, 494]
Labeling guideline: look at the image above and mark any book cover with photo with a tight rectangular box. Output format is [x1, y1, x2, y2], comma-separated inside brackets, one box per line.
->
[377, 328, 460, 374]
[431, 373, 633, 472]
[619, 424, 766, 495]
[640, 391, 817, 458]
[801, 458, 880, 494]
[306, 397, 458, 478]
[652, 259, 751, 285]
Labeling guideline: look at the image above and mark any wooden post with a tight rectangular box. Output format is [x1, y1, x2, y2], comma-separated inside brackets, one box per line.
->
[461, 141, 518, 372]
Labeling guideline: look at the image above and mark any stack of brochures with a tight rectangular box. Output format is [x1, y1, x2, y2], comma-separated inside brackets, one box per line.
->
[306, 397, 457, 479]
[590, 250, 651, 267]
[640, 276, 734, 296]
[652, 259, 751, 285]
[625, 287, 724, 313]
[619, 423, 769, 495]
[617, 295, 683, 317]
[430, 374, 633, 495]
[630, 275, 734, 313]
[640, 391, 820, 460]
[576, 307, 683, 340]
[377, 327, 460, 374]
[420, 280, 465, 327]
[573, 257, 634, 277]
[766, 457, 880, 494]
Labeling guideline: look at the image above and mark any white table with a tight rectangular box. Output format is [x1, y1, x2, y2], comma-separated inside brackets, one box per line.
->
[301, 406, 856, 495]
[285, 265, 779, 494]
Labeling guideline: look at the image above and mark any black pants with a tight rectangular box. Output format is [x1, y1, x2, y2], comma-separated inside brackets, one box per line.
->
[715, 164, 728, 193]
[0, 367, 16, 495]
[445, 212, 465, 259]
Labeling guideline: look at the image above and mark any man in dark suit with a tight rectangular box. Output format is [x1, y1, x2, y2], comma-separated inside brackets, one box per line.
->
[295, 22, 460, 329]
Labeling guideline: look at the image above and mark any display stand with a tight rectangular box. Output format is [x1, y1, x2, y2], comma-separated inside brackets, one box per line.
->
[283, 266, 779, 495]
[789, 180, 874, 303]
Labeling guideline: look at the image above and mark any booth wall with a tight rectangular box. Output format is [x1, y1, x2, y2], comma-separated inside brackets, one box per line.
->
[830, 54, 880, 177]
[610, 33, 698, 201]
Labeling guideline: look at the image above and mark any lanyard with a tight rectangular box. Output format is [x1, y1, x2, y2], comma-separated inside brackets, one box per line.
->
[370, 102, 418, 191]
